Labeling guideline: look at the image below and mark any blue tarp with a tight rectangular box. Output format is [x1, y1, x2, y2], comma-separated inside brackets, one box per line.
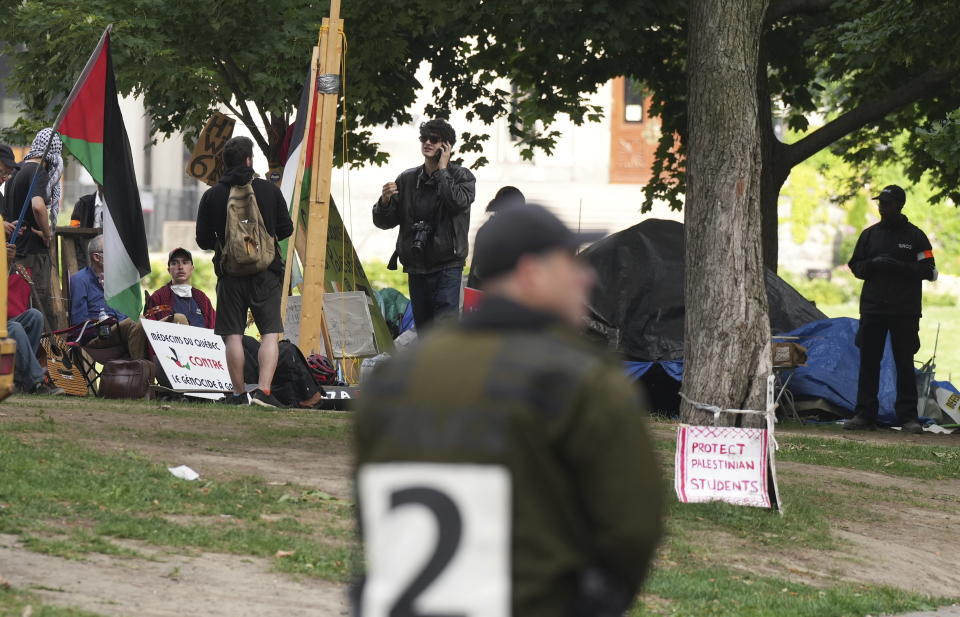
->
[623, 317, 957, 425]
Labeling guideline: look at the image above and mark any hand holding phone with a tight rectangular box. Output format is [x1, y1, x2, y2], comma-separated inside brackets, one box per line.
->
[437, 141, 452, 169]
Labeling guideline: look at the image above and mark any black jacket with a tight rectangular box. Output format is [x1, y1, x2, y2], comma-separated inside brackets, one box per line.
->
[70, 193, 97, 228]
[372, 163, 475, 274]
[196, 167, 294, 277]
[848, 214, 936, 316]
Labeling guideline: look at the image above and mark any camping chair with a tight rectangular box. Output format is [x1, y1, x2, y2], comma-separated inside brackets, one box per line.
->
[42, 316, 128, 396]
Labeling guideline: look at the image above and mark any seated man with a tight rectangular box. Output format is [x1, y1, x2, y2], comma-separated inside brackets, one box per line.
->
[6, 242, 63, 395]
[68, 235, 147, 359]
[145, 248, 215, 328]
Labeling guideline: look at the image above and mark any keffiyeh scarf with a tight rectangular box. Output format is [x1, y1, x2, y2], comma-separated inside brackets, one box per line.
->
[26, 128, 64, 225]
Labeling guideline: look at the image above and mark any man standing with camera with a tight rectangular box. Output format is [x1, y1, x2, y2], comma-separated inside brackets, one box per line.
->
[373, 119, 476, 329]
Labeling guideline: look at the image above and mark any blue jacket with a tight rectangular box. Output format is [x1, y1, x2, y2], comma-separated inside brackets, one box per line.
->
[69, 266, 127, 326]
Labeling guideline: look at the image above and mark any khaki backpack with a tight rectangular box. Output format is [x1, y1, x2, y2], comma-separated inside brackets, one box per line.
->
[220, 182, 275, 276]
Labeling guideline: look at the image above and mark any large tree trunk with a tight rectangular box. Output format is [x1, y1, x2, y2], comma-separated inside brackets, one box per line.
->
[682, 0, 773, 427]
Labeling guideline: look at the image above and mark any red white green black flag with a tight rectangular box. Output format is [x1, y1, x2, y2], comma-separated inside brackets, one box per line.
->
[56, 26, 150, 321]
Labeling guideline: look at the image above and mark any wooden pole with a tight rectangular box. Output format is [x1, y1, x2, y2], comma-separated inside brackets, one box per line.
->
[298, 0, 343, 356]
[280, 45, 321, 319]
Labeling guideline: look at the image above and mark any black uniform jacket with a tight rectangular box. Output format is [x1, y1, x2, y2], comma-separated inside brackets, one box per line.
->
[848, 214, 936, 316]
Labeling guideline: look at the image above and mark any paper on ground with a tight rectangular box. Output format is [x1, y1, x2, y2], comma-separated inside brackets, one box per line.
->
[168, 465, 200, 481]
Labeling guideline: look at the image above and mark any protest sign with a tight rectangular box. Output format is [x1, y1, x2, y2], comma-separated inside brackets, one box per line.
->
[141, 319, 232, 400]
[185, 112, 236, 186]
[675, 424, 779, 509]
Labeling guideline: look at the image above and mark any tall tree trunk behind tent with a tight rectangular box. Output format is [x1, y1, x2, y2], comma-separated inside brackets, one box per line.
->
[682, 0, 772, 427]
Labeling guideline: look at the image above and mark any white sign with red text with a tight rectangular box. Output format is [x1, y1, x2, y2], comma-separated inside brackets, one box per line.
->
[141, 319, 233, 400]
[675, 424, 778, 509]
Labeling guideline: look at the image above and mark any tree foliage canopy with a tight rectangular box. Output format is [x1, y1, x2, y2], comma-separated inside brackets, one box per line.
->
[641, 0, 960, 209]
[1, 0, 958, 202]
[0, 0, 660, 168]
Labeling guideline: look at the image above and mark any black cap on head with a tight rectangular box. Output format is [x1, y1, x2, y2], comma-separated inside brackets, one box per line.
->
[168, 247, 193, 265]
[872, 184, 906, 208]
[486, 186, 525, 213]
[0, 144, 18, 170]
[472, 203, 605, 281]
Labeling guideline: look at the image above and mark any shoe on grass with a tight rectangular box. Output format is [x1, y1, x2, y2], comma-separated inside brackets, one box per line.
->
[843, 415, 877, 431]
[31, 381, 65, 396]
[223, 392, 249, 405]
[901, 420, 924, 435]
[249, 389, 282, 408]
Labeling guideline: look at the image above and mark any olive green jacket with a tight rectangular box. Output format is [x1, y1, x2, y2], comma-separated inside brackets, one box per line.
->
[354, 297, 663, 616]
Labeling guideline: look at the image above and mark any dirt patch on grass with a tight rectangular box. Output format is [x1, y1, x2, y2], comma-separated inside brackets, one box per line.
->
[0, 534, 347, 617]
[0, 400, 354, 499]
[4, 400, 960, 612]
[700, 486, 960, 595]
[651, 423, 960, 594]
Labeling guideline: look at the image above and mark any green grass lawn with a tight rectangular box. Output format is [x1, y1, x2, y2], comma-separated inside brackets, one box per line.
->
[1, 399, 958, 616]
[820, 303, 960, 382]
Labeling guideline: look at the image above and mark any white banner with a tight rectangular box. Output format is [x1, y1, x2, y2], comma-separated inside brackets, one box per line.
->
[674, 424, 776, 509]
[141, 319, 233, 400]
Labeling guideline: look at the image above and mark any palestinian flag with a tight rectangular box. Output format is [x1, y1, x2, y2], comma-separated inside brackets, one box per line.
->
[56, 26, 150, 321]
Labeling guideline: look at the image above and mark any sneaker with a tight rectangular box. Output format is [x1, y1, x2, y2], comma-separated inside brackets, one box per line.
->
[31, 381, 65, 396]
[249, 389, 282, 408]
[222, 392, 249, 405]
[843, 415, 877, 431]
[901, 420, 924, 435]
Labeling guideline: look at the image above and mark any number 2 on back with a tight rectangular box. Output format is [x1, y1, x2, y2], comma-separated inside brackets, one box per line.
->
[359, 464, 511, 617]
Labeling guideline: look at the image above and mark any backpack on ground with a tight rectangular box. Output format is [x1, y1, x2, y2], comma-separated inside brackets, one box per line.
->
[220, 182, 275, 276]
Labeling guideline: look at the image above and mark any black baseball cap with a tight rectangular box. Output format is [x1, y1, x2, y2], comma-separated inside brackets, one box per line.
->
[0, 144, 18, 170]
[472, 204, 605, 281]
[168, 247, 193, 264]
[872, 184, 906, 208]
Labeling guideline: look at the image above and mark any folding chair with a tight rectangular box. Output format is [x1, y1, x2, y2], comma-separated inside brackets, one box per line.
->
[42, 317, 129, 396]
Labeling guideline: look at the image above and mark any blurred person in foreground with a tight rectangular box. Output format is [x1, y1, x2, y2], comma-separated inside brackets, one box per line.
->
[846, 184, 936, 434]
[353, 204, 663, 616]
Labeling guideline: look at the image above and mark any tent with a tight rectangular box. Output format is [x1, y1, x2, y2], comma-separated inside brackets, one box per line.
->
[583, 219, 957, 425]
[582, 219, 827, 363]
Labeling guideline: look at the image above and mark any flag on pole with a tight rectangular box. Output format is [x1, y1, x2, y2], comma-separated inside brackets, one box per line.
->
[279, 65, 394, 351]
[56, 26, 150, 321]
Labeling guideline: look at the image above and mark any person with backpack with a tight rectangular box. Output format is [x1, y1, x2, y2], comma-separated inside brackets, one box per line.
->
[196, 136, 293, 408]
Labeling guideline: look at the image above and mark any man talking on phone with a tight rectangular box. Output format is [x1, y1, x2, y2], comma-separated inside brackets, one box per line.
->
[373, 119, 476, 329]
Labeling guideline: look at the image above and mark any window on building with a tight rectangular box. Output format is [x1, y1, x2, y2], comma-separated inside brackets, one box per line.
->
[624, 78, 646, 123]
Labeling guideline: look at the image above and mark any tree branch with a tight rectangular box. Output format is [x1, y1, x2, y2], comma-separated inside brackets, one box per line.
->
[213, 59, 270, 156]
[784, 66, 960, 168]
[224, 55, 272, 132]
[764, 0, 836, 25]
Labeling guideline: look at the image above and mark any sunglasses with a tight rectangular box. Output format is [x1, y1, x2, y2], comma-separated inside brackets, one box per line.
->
[419, 135, 443, 144]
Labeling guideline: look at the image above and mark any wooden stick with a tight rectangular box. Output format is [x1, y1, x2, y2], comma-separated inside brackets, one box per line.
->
[298, 10, 343, 356]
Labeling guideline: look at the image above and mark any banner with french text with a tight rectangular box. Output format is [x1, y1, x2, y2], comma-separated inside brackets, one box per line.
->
[141, 319, 232, 400]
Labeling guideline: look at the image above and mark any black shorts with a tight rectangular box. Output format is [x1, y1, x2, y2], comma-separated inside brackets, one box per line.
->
[215, 270, 284, 336]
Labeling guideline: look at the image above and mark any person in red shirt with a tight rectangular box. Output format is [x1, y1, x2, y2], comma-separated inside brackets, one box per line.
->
[145, 248, 215, 329]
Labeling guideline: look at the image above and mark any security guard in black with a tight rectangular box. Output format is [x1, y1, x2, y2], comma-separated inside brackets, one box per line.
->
[846, 184, 936, 432]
